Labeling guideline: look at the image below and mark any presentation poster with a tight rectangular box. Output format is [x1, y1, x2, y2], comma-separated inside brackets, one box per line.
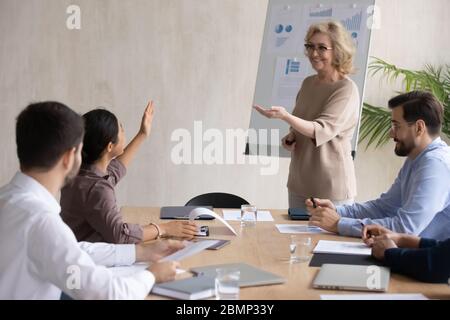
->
[249, 0, 375, 156]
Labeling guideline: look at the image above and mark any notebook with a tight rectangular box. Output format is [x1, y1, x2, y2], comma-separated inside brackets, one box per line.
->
[309, 253, 384, 267]
[152, 276, 215, 300]
[160, 206, 214, 220]
[313, 240, 371, 256]
[190, 263, 285, 287]
[313, 264, 390, 292]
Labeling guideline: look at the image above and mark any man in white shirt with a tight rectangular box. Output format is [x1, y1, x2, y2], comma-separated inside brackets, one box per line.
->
[0, 101, 182, 299]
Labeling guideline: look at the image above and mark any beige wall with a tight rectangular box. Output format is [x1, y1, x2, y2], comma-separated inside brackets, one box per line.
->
[0, 0, 449, 208]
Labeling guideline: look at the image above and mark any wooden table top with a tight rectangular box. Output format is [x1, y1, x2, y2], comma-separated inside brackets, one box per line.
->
[122, 207, 450, 300]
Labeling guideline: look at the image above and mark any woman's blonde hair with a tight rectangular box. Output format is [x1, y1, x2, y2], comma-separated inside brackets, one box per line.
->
[305, 20, 356, 75]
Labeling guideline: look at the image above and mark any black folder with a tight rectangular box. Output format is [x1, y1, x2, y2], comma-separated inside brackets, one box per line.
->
[309, 253, 385, 267]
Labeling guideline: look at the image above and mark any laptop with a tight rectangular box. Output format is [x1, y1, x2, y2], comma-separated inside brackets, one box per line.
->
[190, 263, 285, 287]
[160, 206, 215, 220]
[313, 264, 390, 292]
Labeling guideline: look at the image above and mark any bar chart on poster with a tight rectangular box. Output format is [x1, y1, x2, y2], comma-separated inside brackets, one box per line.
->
[247, 0, 376, 158]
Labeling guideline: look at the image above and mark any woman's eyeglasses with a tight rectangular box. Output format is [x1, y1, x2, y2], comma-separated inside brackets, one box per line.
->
[304, 43, 333, 55]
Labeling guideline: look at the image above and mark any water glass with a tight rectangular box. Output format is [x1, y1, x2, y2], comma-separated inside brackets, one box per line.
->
[290, 235, 312, 263]
[215, 268, 240, 300]
[241, 205, 257, 227]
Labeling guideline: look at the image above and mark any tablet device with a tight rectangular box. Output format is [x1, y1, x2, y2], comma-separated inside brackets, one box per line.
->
[288, 208, 310, 221]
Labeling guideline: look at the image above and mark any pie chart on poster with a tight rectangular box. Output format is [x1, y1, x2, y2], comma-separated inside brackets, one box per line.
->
[275, 24, 284, 33]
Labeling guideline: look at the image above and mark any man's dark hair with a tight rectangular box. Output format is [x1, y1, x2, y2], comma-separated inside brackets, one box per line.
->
[82, 109, 119, 164]
[388, 91, 444, 136]
[16, 101, 84, 170]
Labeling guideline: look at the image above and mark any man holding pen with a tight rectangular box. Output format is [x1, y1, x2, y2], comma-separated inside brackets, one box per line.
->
[305, 91, 450, 241]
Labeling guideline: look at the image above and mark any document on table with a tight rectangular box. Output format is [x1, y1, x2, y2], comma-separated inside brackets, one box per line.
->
[256, 211, 275, 221]
[222, 209, 274, 222]
[189, 208, 237, 235]
[222, 210, 241, 221]
[275, 224, 328, 234]
[321, 294, 429, 300]
[313, 240, 371, 256]
[161, 240, 217, 262]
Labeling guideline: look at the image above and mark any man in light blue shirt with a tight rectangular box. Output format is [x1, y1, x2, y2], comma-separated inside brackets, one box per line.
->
[306, 91, 450, 241]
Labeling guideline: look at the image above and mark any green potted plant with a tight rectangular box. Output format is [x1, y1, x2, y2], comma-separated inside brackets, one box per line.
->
[359, 57, 450, 149]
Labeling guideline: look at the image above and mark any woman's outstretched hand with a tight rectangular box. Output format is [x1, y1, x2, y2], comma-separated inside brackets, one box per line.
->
[253, 105, 289, 120]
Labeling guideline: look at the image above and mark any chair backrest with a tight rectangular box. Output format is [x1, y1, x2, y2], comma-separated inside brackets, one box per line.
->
[185, 193, 250, 209]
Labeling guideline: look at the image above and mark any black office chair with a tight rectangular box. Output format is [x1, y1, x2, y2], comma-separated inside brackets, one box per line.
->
[185, 193, 250, 209]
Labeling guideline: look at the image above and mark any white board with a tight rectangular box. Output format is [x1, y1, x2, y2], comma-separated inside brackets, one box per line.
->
[247, 0, 376, 158]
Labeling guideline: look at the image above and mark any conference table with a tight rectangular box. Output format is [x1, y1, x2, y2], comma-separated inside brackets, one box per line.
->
[121, 207, 450, 300]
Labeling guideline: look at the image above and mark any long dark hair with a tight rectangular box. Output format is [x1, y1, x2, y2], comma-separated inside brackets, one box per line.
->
[82, 109, 119, 165]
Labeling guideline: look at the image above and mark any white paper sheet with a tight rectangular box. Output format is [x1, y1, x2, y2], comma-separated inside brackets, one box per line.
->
[222, 210, 241, 221]
[333, 5, 368, 52]
[256, 210, 274, 222]
[109, 263, 187, 277]
[161, 240, 217, 262]
[321, 294, 428, 300]
[190, 208, 237, 235]
[275, 224, 327, 234]
[222, 209, 274, 222]
[313, 240, 371, 256]
[303, 4, 369, 54]
[267, 4, 303, 53]
[271, 57, 308, 109]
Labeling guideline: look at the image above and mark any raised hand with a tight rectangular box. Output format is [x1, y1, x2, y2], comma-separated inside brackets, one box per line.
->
[139, 100, 155, 137]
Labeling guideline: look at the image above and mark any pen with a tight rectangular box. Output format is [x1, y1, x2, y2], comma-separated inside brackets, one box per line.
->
[310, 197, 317, 208]
[360, 222, 366, 238]
[360, 222, 373, 238]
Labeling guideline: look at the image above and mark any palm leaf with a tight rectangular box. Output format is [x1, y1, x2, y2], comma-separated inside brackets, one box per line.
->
[360, 58, 450, 148]
[359, 103, 391, 149]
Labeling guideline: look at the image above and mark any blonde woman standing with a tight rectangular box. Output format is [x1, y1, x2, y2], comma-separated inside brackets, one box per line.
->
[255, 21, 359, 209]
